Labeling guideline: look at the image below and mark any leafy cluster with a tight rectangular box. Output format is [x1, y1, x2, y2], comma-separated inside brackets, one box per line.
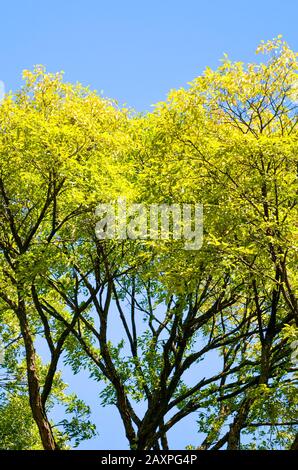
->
[0, 38, 297, 450]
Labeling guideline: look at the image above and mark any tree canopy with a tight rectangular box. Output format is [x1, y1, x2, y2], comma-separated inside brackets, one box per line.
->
[0, 37, 297, 450]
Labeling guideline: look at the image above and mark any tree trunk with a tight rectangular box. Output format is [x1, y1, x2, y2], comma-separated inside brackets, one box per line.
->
[17, 298, 57, 450]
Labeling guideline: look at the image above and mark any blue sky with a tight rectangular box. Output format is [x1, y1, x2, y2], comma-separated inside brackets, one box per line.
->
[1, 0, 298, 111]
[1, 0, 298, 450]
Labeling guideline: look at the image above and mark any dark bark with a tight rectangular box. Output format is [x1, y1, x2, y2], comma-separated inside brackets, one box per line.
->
[290, 434, 298, 450]
[17, 296, 57, 450]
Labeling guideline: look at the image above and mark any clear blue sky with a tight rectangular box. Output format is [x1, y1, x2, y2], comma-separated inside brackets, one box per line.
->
[1, 0, 298, 112]
[1, 0, 297, 449]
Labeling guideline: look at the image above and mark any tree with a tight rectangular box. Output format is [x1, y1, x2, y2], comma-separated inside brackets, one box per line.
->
[130, 35, 298, 449]
[0, 360, 96, 449]
[0, 38, 297, 450]
[0, 66, 129, 449]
